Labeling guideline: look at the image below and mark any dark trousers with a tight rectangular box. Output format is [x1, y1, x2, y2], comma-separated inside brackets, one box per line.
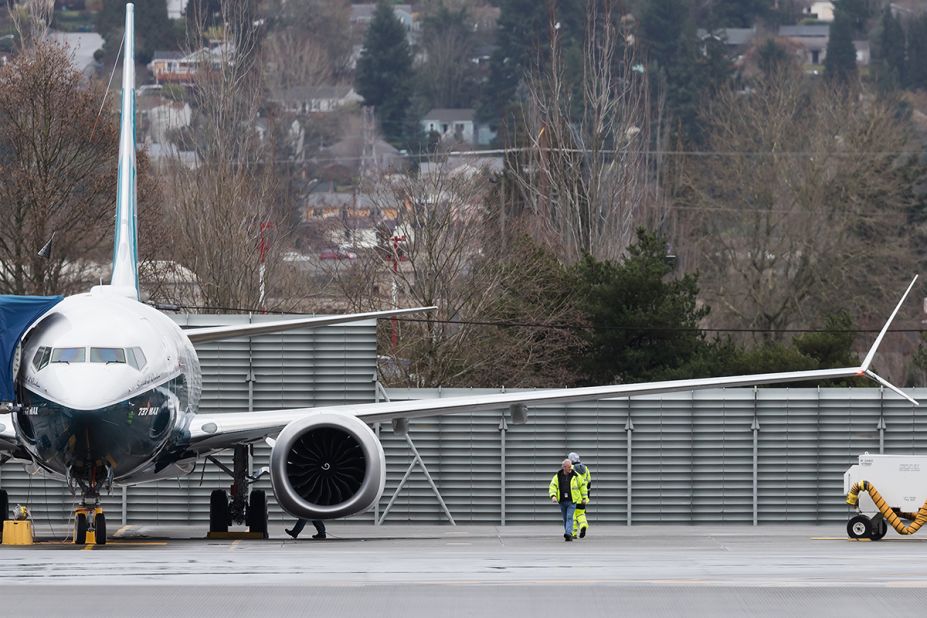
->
[291, 519, 325, 537]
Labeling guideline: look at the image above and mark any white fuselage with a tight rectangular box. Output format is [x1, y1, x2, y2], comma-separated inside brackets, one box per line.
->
[14, 285, 201, 489]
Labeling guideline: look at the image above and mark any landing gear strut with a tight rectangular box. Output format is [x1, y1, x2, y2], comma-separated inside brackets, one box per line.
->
[73, 504, 106, 545]
[0, 489, 8, 544]
[207, 444, 268, 538]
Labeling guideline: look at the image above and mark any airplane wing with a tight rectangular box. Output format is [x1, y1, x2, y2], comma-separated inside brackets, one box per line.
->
[188, 365, 887, 452]
[184, 306, 436, 344]
[186, 276, 920, 454]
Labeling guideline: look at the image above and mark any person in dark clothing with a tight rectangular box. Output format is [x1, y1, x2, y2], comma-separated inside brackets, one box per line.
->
[285, 518, 326, 539]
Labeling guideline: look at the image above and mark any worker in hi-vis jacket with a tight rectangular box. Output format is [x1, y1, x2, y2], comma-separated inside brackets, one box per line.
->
[568, 452, 592, 538]
[549, 458, 588, 541]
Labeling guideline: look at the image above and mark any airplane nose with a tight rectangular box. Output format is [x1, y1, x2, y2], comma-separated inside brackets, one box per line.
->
[38, 364, 140, 410]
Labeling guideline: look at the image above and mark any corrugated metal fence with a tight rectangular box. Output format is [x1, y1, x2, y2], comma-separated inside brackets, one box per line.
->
[2, 314, 924, 534]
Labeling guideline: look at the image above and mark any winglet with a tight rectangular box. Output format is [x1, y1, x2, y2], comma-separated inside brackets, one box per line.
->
[865, 369, 919, 406]
[861, 275, 918, 372]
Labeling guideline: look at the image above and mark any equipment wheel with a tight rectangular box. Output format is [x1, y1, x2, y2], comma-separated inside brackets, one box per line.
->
[847, 514, 872, 539]
[94, 512, 107, 545]
[869, 517, 888, 541]
[209, 489, 229, 533]
[247, 490, 268, 538]
[75, 512, 89, 544]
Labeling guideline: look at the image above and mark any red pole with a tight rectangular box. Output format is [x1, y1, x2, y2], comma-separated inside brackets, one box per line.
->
[390, 234, 401, 349]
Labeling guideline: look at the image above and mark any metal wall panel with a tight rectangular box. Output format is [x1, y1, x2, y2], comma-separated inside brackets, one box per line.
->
[4, 314, 926, 530]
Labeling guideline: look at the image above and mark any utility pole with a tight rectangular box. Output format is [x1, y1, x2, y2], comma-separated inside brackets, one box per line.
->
[389, 233, 406, 349]
[258, 221, 273, 311]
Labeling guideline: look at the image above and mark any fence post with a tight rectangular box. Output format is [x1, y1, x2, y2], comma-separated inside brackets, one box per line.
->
[625, 408, 634, 526]
[752, 386, 759, 526]
[499, 414, 507, 526]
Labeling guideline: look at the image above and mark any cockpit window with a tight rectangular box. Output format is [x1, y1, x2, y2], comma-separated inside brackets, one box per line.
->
[90, 347, 126, 364]
[32, 347, 51, 370]
[51, 347, 86, 363]
[126, 347, 147, 370]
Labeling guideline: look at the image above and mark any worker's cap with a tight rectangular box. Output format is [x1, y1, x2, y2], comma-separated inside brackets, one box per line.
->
[568, 452, 581, 463]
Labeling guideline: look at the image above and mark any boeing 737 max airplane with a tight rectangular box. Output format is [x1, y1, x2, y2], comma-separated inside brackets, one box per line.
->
[0, 5, 919, 543]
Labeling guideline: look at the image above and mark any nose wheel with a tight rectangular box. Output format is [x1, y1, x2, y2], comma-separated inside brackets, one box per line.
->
[73, 505, 106, 545]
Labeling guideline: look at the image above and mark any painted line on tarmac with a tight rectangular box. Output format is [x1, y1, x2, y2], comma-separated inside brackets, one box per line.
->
[811, 536, 927, 542]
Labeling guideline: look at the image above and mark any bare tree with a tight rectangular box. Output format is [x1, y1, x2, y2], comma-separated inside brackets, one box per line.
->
[8, 0, 53, 48]
[679, 67, 917, 340]
[511, 3, 666, 263]
[330, 155, 584, 387]
[0, 41, 118, 295]
[263, 32, 334, 95]
[157, 1, 297, 311]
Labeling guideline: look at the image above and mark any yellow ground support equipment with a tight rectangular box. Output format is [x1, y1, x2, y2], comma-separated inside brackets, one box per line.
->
[846, 480, 927, 538]
[2, 520, 33, 545]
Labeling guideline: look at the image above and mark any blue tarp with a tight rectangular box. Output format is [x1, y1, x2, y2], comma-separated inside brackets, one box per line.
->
[0, 295, 62, 401]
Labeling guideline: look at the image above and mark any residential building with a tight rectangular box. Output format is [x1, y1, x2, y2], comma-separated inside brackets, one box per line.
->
[779, 24, 830, 65]
[272, 85, 363, 114]
[804, 1, 835, 22]
[147, 46, 231, 84]
[421, 108, 496, 146]
[351, 4, 415, 31]
[166, 0, 189, 20]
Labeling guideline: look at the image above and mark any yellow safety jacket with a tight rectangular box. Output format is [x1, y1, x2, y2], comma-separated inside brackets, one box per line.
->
[549, 470, 588, 505]
[575, 463, 592, 495]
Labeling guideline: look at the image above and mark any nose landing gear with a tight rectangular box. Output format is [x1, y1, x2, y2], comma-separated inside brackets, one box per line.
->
[73, 504, 106, 545]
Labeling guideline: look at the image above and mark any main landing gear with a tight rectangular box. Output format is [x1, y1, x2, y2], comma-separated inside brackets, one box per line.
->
[206, 444, 268, 538]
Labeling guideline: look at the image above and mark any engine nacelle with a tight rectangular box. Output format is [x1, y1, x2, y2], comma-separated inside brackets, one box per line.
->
[270, 413, 385, 520]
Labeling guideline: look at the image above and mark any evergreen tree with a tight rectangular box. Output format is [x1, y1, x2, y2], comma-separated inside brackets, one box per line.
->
[834, 0, 873, 34]
[96, 0, 177, 65]
[477, 0, 583, 126]
[907, 15, 927, 90]
[355, 1, 415, 147]
[417, 6, 480, 109]
[874, 5, 906, 93]
[756, 38, 792, 77]
[641, 0, 728, 143]
[824, 10, 858, 86]
[708, 0, 772, 28]
[572, 229, 711, 384]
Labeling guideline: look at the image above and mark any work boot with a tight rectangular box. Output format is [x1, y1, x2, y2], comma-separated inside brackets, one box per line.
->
[285, 528, 299, 539]
[579, 526, 587, 539]
[563, 533, 572, 541]
[312, 532, 326, 540]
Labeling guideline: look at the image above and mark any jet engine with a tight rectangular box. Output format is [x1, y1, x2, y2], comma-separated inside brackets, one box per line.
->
[270, 413, 385, 519]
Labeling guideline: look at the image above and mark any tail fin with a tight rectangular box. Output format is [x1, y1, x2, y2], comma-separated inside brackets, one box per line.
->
[110, 3, 139, 298]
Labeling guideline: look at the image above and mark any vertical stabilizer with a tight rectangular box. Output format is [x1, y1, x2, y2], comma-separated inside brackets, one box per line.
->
[110, 3, 139, 297]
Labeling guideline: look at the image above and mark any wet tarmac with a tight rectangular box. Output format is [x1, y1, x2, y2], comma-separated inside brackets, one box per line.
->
[1, 524, 925, 616]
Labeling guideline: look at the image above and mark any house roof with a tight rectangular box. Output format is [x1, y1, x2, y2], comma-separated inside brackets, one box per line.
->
[779, 25, 830, 38]
[697, 27, 757, 46]
[351, 4, 412, 22]
[422, 108, 475, 123]
[305, 191, 377, 209]
[151, 51, 185, 61]
[279, 85, 356, 102]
